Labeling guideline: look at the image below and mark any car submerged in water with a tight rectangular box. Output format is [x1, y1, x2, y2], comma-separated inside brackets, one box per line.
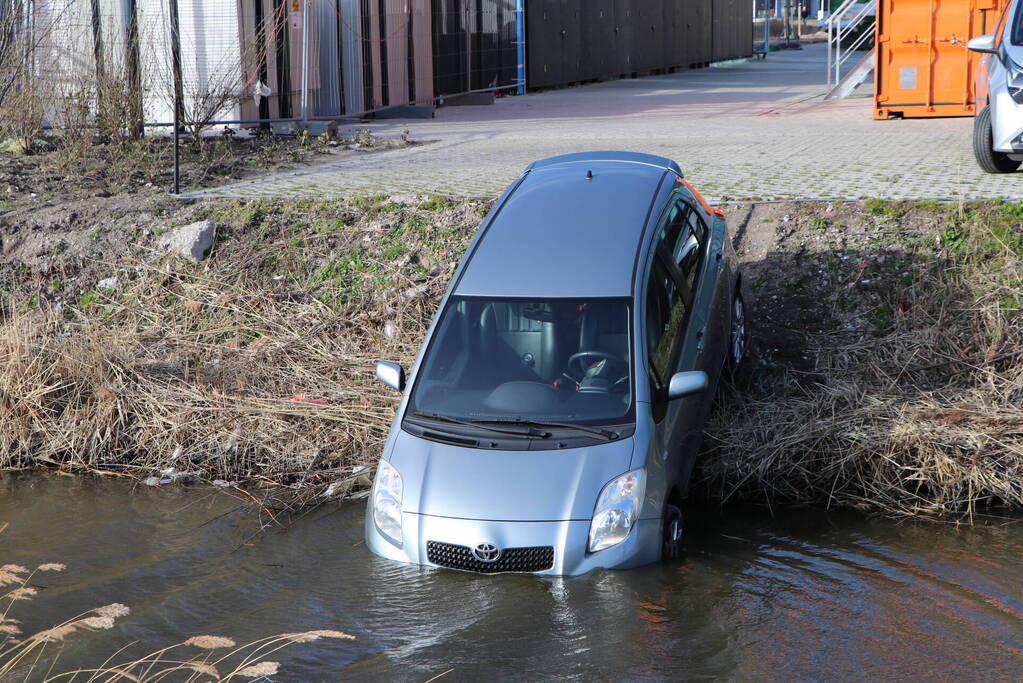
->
[366, 151, 746, 576]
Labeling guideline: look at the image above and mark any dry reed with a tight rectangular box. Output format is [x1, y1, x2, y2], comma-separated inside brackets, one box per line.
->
[2, 197, 1021, 518]
[0, 196, 487, 507]
[702, 201, 1023, 517]
[0, 525, 355, 680]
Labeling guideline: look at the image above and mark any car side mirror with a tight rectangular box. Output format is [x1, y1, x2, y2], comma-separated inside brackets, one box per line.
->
[967, 34, 996, 53]
[667, 371, 708, 400]
[376, 361, 405, 392]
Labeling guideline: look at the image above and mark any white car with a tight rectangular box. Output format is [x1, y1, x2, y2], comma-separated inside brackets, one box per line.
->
[968, 0, 1023, 173]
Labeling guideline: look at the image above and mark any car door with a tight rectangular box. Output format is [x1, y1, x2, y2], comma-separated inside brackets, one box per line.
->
[680, 201, 730, 377]
[642, 197, 709, 492]
[661, 196, 724, 379]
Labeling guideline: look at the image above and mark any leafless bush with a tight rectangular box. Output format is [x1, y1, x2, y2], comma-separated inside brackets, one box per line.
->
[160, 4, 289, 149]
[0, 80, 49, 154]
[94, 61, 145, 145]
[0, 1, 61, 154]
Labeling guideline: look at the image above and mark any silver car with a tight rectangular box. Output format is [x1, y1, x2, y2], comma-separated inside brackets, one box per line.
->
[366, 151, 746, 576]
[969, 0, 1023, 173]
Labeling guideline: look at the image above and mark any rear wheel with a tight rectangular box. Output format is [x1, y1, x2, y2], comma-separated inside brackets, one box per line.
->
[974, 106, 1021, 174]
[727, 292, 747, 374]
[661, 504, 683, 560]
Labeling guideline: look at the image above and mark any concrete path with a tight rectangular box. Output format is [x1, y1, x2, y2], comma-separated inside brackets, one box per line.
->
[185, 44, 1023, 202]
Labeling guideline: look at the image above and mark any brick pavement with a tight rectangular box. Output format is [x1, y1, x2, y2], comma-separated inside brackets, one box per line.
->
[183, 44, 1023, 202]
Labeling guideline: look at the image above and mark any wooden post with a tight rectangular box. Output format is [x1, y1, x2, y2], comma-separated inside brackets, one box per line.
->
[170, 0, 182, 194]
[90, 0, 105, 112]
[126, 0, 143, 138]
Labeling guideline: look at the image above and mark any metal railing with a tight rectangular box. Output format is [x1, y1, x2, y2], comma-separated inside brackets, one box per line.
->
[826, 0, 877, 86]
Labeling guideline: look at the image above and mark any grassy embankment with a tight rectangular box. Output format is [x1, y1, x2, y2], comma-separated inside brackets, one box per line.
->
[0, 196, 1020, 517]
[705, 199, 1023, 517]
[1, 195, 485, 506]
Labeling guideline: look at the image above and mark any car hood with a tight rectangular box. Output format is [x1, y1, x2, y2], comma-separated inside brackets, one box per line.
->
[388, 429, 635, 522]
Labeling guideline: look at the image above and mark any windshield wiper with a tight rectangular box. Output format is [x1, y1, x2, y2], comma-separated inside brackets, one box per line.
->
[473, 418, 620, 441]
[409, 411, 548, 438]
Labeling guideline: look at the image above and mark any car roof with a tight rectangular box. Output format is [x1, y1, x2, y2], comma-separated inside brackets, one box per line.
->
[452, 153, 678, 298]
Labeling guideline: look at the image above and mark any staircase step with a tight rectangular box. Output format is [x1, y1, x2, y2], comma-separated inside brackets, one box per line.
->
[825, 50, 876, 101]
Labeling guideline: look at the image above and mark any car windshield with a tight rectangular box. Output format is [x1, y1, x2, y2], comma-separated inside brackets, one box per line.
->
[407, 297, 634, 427]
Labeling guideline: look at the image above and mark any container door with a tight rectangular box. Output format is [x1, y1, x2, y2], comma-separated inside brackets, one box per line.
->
[875, 0, 1000, 118]
[559, 0, 582, 83]
[580, 0, 612, 80]
[615, 0, 635, 75]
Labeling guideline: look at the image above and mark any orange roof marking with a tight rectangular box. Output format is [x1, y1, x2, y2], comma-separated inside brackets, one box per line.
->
[678, 178, 726, 219]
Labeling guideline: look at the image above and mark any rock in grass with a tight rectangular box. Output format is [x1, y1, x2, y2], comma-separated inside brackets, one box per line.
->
[158, 220, 215, 262]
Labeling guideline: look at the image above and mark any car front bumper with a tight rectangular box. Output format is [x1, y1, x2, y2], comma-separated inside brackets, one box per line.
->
[365, 509, 661, 576]
[990, 83, 1023, 154]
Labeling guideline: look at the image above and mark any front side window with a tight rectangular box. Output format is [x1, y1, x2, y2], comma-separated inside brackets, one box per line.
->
[408, 297, 633, 427]
[645, 259, 687, 392]
[656, 198, 706, 295]
[1002, 0, 1016, 46]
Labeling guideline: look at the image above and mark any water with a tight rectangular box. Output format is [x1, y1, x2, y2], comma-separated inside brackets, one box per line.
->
[2, 473, 1022, 681]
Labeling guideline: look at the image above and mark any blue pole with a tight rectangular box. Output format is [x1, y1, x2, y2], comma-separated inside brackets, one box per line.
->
[516, 0, 525, 94]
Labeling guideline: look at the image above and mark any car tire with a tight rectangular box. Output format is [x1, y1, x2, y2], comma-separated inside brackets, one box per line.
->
[974, 106, 1021, 174]
[661, 504, 683, 560]
[727, 291, 748, 374]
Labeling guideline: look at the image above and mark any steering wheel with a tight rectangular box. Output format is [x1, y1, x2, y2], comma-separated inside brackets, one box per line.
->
[567, 350, 627, 381]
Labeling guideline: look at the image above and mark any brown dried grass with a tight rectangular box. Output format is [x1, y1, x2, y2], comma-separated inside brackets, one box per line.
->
[0, 196, 485, 506]
[2, 197, 1020, 519]
[703, 203, 1023, 517]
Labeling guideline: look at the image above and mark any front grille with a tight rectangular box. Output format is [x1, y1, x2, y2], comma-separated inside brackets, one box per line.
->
[427, 541, 555, 573]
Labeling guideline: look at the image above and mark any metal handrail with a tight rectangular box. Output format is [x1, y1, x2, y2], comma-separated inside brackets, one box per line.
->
[826, 0, 877, 86]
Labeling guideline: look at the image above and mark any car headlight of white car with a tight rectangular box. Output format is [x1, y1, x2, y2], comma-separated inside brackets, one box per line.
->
[372, 459, 404, 546]
[588, 469, 646, 553]
[1007, 58, 1023, 105]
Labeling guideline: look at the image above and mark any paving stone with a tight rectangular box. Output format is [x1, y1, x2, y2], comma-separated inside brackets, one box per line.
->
[182, 45, 1023, 204]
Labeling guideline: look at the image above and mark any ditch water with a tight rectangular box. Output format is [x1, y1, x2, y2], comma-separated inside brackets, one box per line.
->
[2, 473, 1022, 681]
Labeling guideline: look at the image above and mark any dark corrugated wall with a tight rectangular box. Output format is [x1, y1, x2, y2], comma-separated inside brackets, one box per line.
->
[526, 0, 751, 88]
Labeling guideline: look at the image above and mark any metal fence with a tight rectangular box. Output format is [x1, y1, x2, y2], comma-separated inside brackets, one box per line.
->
[9, 0, 759, 132]
[8, 0, 525, 133]
[754, 0, 818, 53]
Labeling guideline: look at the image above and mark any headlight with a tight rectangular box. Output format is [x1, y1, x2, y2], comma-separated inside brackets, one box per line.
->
[1007, 58, 1023, 104]
[372, 460, 403, 546]
[588, 469, 646, 553]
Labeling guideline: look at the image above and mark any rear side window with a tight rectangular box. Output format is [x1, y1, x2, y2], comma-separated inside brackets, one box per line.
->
[680, 203, 707, 291]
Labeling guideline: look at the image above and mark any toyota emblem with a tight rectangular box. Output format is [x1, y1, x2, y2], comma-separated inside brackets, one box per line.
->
[472, 542, 502, 563]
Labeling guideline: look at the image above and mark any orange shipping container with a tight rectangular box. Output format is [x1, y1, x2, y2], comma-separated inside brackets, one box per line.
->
[874, 0, 1003, 118]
